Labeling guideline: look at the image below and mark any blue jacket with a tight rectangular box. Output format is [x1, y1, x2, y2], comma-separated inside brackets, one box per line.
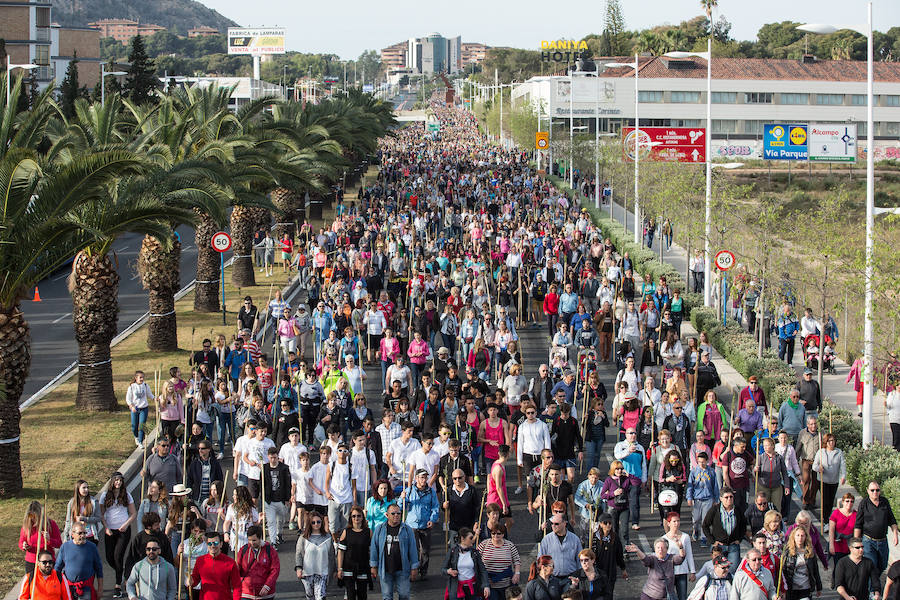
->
[776, 314, 800, 340]
[550, 380, 576, 406]
[224, 348, 252, 380]
[369, 521, 419, 577]
[686, 465, 719, 501]
[400, 485, 439, 528]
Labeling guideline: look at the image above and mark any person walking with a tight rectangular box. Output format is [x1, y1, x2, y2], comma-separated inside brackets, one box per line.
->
[538, 515, 582, 588]
[99, 472, 136, 599]
[476, 524, 520, 600]
[143, 439, 183, 494]
[19, 550, 70, 600]
[19, 501, 63, 577]
[336, 506, 371, 600]
[624, 537, 685, 600]
[795, 416, 821, 511]
[812, 432, 846, 524]
[701, 486, 748, 572]
[444, 468, 480, 541]
[400, 469, 439, 580]
[190, 531, 240, 600]
[125, 540, 177, 600]
[368, 503, 419, 600]
[779, 525, 823, 600]
[442, 527, 490, 600]
[567, 549, 607, 600]
[729, 549, 775, 600]
[854, 480, 899, 576]
[524, 556, 561, 600]
[236, 526, 279, 600]
[54, 524, 103, 600]
[835, 537, 882, 600]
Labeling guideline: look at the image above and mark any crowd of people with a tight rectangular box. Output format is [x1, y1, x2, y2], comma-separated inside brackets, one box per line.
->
[15, 95, 900, 600]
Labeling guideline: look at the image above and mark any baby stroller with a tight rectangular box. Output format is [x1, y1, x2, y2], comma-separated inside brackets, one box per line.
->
[549, 345, 572, 378]
[577, 349, 599, 384]
[804, 334, 836, 374]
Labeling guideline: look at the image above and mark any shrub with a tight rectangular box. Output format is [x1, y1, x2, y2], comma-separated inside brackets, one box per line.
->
[881, 476, 900, 523]
[845, 442, 900, 496]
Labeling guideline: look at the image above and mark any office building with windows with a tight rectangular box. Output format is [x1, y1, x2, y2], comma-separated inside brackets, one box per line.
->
[511, 55, 900, 160]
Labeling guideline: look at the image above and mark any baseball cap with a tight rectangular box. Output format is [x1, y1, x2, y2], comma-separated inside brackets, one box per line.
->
[713, 556, 731, 568]
[803, 367, 813, 375]
[288, 427, 300, 435]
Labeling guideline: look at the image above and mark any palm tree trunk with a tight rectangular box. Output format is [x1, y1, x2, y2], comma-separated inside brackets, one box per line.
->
[271, 187, 298, 241]
[139, 235, 181, 352]
[0, 305, 29, 497]
[194, 212, 220, 313]
[71, 251, 120, 411]
[231, 205, 256, 288]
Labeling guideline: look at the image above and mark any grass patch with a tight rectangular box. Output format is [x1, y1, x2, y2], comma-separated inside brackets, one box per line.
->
[0, 262, 297, 594]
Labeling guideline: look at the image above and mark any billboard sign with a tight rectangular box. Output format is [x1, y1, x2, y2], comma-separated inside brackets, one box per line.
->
[763, 123, 808, 160]
[362, 84, 375, 93]
[622, 127, 706, 163]
[227, 28, 286, 55]
[808, 123, 857, 163]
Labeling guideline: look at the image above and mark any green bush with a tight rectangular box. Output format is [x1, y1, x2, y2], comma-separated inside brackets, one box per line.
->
[881, 476, 900, 523]
[845, 442, 900, 496]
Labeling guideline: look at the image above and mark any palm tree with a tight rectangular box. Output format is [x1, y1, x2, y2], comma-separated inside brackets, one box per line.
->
[0, 73, 147, 495]
[50, 95, 194, 409]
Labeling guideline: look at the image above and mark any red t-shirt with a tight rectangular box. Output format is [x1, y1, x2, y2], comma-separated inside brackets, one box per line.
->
[281, 238, 293, 254]
[255, 366, 274, 391]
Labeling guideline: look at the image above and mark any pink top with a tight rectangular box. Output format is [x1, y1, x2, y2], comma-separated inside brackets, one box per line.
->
[487, 459, 507, 508]
[277, 317, 297, 338]
[483, 419, 505, 461]
[622, 407, 641, 432]
[379, 337, 400, 363]
[407, 339, 429, 365]
[159, 394, 184, 422]
[18, 519, 62, 563]
[830, 508, 855, 554]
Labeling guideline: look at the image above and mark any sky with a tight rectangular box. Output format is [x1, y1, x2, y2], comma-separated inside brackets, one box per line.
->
[199, 0, 900, 59]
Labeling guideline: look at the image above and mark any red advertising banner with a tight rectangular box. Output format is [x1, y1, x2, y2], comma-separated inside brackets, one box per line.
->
[622, 127, 706, 163]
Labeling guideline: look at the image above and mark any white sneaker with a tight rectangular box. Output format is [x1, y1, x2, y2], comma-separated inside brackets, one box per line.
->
[134, 437, 141, 447]
[514, 486, 523, 495]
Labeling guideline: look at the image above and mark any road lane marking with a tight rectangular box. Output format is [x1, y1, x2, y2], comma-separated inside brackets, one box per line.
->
[52, 313, 72, 324]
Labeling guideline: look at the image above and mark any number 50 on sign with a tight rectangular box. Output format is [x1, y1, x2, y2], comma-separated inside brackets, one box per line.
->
[714, 250, 735, 271]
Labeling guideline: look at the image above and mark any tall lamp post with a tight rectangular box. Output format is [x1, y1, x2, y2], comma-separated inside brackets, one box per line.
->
[604, 56, 642, 244]
[798, 2, 875, 445]
[100, 63, 127, 107]
[5, 56, 38, 108]
[665, 39, 714, 306]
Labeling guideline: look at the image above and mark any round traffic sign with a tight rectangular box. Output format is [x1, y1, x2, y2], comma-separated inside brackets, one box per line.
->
[211, 231, 232, 253]
[714, 250, 735, 271]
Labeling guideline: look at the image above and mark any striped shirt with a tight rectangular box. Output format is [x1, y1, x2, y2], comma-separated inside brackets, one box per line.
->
[476, 539, 520, 588]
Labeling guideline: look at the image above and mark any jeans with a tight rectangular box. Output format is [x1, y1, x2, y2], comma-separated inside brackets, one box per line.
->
[673, 574, 687, 600]
[131, 407, 149, 442]
[547, 313, 558, 337]
[724, 542, 741, 575]
[627, 484, 640, 526]
[379, 570, 411, 600]
[381, 360, 391, 391]
[471, 445, 483, 477]
[611, 505, 630, 545]
[690, 499, 714, 539]
[217, 411, 235, 454]
[863, 535, 889, 573]
[586, 439, 605, 470]
[691, 271, 704, 294]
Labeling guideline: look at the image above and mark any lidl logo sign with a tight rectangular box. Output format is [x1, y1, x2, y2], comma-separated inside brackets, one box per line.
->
[763, 123, 808, 160]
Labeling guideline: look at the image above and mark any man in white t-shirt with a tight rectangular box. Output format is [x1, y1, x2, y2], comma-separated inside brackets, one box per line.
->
[305, 446, 331, 527]
[325, 442, 355, 538]
[243, 422, 275, 501]
[432, 425, 452, 458]
[350, 431, 377, 506]
[278, 428, 307, 478]
[233, 420, 256, 487]
[406, 433, 440, 489]
[386, 422, 421, 487]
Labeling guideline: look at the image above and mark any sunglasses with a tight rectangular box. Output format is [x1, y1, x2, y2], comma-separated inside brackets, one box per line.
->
[453, 476, 464, 480]
[351, 514, 363, 519]
[852, 545, 864, 550]
[870, 488, 881, 493]
[146, 547, 161, 552]
[38, 560, 54, 565]
[387, 512, 401, 516]
[311, 520, 323, 525]
[207, 541, 220, 547]
[491, 532, 503, 536]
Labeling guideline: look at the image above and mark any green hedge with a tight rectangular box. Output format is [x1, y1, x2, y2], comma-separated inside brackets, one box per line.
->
[846, 443, 900, 522]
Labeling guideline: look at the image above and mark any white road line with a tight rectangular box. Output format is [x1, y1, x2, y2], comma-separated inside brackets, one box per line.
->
[117, 246, 129, 252]
[52, 313, 71, 324]
[52, 271, 70, 282]
[131, 272, 141, 280]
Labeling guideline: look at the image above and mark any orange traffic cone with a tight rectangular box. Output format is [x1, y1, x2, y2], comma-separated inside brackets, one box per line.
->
[32, 287, 41, 302]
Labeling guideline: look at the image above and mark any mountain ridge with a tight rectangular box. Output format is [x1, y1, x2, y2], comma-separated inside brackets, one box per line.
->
[53, 0, 237, 35]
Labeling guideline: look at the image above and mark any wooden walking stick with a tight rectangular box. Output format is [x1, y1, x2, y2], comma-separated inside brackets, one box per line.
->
[177, 504, 189, 600]
[182, 399, 189, 487]
[443, 476, 450, 547]
[474, 490, 487, 542]
[141, 435, 149, 499]
[215, 471, 230, 533]
[260, 448, 267, 535]
[30, 476, 50, 598]
[650, 407, 656, 514]
[579, 372, 590, 474]
[776, 548, 786, 596]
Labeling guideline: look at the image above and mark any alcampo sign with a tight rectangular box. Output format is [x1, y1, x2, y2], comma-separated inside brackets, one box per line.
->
[540, 39, 591, 62]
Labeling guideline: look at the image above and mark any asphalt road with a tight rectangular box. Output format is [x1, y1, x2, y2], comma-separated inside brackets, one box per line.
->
[18, 225, 198, 400]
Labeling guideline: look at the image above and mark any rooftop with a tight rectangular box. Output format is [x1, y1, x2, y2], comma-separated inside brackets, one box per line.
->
[596, 55, 900, 83]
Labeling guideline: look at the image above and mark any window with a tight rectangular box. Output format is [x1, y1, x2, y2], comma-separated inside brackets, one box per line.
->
[852, 94, 867, 106]
[638, 90, 663, 103]
[816, 94, 844, 106]
[885, 96, 900, 107]
[34, 45, 49, 66]
[672, 119, 701, 127]
[781, 93, 808, 105]
[744, 120, 765, 135]
[711, 119, 737, 134]
[35, 7, 50, 27]
[881, 122, 900, 136]
[670, 91, 701, 103]
[744, 92, 773, 104]
[711, 92, 737, 104]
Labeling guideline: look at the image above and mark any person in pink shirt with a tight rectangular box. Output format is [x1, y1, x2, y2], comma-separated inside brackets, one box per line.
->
[406, 331, 430, 383]
[157, 381, 184, 441]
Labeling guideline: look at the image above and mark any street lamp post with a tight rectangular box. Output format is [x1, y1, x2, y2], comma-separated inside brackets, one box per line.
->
[6, 56, 38, 108]
[798, 1, 875, 445]
[100, 63, 127, 107]
[605, 55, 641, 244]
[665, 39, 714, 305]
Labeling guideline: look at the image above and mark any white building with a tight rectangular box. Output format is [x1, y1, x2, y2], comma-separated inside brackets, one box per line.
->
[511, 55, 900, 161]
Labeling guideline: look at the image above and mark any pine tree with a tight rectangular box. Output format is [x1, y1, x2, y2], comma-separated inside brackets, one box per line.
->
[59, 51, 80, 119]
[604, 0, 628, 56]
[124, 35, 159, 106]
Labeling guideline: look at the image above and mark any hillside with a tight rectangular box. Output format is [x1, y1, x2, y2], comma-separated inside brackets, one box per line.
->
[52, 0, 237, 34]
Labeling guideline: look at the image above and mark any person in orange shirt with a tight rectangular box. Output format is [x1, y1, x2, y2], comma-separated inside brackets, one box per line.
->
[19, 551, 70, 600]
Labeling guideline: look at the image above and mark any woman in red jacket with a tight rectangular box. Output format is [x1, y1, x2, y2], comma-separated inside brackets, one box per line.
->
[542, 283, 560, 338]
[19, 501, 62, 576]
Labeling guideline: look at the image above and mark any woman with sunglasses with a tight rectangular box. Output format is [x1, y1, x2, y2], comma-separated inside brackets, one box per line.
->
[295, 511, 335, 600]
[524, 555, 559, 600]
[600, 461, 634, 545]
[337, 507, 371, 600]
[567, 549, 607, 600]
[828, 492, 856, 579]
[443, 527, 490, 600]
[477, 524, 520, 600]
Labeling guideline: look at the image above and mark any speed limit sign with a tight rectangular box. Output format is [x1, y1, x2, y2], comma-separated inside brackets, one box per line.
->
[714, 250, 735, 271]
[211, 231, 232, 253]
